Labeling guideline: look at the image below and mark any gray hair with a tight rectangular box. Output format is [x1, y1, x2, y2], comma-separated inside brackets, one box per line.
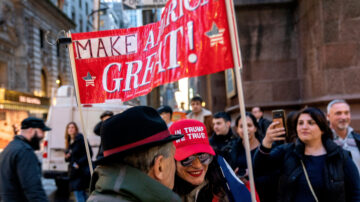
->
[122, 142, 173, 173]
[327, 99, 349, 114]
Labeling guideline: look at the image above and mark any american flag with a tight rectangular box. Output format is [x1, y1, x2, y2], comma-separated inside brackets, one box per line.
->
[206, 22, 225, 47]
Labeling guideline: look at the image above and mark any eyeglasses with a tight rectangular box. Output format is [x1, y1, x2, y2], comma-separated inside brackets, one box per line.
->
[180, 153, 213, 167]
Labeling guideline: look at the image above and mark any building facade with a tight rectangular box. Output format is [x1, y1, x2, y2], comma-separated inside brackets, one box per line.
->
[0, 0, 74, 148]
[193, 0, 360, 130]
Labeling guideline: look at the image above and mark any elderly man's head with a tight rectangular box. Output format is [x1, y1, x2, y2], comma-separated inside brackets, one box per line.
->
[97, 106, 183, 189]
[327, 99, 351, 132]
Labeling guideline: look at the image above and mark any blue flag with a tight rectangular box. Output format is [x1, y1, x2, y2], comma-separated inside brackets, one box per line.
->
[217, 156, 252, 202]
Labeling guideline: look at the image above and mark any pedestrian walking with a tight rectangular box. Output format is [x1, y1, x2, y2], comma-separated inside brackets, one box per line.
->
[0, 117, 51, 202]
[87, 106, 183, 202]
[64, 122, 92, 202]
[254, 107, 360, 201]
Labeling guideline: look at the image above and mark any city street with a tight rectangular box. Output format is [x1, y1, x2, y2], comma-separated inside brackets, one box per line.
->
[43, 178, 75, 202]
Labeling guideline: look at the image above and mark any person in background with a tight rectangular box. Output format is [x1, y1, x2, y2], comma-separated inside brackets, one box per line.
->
[0, 117, 51, 202]
[93, 110, 113, 160]
[65, 122, 93, 202]
[187, 96, 213, 135]
[210, 111, 237, 161]
[327, 99, 360, 173]
[157, 105, 174, 127]
[255, 107, 360, 201]
[88, 106, 183, 202]
[251, 107, 271, 139]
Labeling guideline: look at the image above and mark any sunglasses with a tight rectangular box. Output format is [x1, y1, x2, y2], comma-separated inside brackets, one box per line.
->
[180, 153, 213, 167]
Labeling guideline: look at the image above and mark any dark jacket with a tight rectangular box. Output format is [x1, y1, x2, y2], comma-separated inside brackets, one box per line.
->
[88, 164, 181, 202]
[352, 131, 360, 152]
[65, 134, 93, 191]
[210, 129, 238, 162]
[258, 117, 271, 139]
[93, 121, 104, 160]
[254, 138, 360, 202]
[0, 136, 48, 202]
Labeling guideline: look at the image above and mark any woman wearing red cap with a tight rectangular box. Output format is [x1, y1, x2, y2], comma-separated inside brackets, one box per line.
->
[170, 119, 230, 202]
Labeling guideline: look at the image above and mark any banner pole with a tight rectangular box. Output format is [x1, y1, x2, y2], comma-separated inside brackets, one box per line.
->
[224, 0, 256, 201]
[66, 31, 94, 175]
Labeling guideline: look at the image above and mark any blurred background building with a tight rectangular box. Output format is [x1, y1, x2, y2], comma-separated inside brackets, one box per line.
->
[0, 0, 75, 147]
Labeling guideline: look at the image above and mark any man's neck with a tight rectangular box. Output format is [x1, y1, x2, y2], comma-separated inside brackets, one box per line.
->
[335, 128, 348, 139]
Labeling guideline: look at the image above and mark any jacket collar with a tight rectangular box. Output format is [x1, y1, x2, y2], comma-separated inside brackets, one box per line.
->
[91, 164, 181, 201]
[293, 137, 340, 158]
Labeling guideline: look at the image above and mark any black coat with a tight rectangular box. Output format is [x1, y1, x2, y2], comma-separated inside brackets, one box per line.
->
[254, 138, 360, 202]
[65, 134, 93, 191]
[210, 129, 238, 162]
[0, 136, 48, 202]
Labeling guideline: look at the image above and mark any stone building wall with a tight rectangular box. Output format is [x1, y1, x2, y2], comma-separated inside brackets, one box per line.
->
[0, 0, 74, 96]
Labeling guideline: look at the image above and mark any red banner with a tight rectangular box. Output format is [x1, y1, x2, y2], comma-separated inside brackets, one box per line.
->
[70, 0, 236, 104]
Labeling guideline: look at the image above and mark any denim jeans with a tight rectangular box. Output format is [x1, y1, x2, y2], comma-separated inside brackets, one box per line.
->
[74, 190, 87, 202]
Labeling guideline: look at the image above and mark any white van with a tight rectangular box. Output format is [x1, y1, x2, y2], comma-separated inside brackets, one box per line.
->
[41, 85, 129, 189]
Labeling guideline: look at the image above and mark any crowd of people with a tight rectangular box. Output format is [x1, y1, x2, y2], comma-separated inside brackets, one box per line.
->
[1, 96, 360, 202]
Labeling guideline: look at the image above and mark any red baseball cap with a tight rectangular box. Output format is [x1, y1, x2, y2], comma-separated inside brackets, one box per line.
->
[169, 119, 215, 161]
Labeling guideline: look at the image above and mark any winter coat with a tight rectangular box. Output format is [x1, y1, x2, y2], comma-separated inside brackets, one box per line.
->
[0, 136, 48, 202]
[254, 138, 360, 202]
[65, 133, 93, 191]
[210, 129, 238, 162]
[87, 164, 181, 202]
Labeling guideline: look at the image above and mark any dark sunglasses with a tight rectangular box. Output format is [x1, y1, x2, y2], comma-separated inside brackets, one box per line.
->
[180, 153, 213, 167]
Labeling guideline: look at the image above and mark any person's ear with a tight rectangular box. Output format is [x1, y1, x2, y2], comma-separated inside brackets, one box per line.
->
[226, 121, 231, 128]
[149, 155, 165, 181]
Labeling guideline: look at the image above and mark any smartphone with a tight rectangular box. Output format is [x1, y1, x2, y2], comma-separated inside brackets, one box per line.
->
[272, 109, 287, 136]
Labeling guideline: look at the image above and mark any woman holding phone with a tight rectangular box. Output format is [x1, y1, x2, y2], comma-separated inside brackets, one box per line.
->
[254, 107, 360, 201]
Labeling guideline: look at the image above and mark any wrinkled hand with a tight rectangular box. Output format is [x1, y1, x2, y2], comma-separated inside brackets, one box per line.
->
[262, 121, 286, 149]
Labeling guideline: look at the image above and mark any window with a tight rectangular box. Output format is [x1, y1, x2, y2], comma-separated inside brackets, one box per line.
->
[0, 61, 7, 87]
[41, 69, 47, 97]
[85, 2, 88, 15]
[56, 43, 60, 57]
[79, 0, 82, 8]
[39, 29, 44, 48]
[79, 19, 83, 32]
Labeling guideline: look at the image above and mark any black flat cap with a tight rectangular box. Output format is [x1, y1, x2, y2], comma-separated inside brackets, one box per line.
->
[96, 106, 183, 165]
[21, 117, 51, 131]
[157, 105, 173, 115]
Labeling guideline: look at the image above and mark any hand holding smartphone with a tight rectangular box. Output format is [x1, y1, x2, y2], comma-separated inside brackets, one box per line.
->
[272, 109, 287, 137]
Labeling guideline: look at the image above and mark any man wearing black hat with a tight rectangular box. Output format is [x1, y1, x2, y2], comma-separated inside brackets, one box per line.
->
[157, 105, 173, 127]
[0, 117, 51, 202]
[88, 106, 183, 202]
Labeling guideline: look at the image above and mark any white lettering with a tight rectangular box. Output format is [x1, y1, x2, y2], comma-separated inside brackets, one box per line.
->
[123, 60, 143, 92]
[102, 63, 123, 93]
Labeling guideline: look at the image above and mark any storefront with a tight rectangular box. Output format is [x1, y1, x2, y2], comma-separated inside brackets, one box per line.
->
[0, 88, 50, 149]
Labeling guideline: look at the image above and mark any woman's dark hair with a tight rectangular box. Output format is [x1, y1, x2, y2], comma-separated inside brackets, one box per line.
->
[173, 157, 228, 200]
[294, 107, 333, 140]
[235, 112, 263, 141]
[286, 111, 298, 143]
